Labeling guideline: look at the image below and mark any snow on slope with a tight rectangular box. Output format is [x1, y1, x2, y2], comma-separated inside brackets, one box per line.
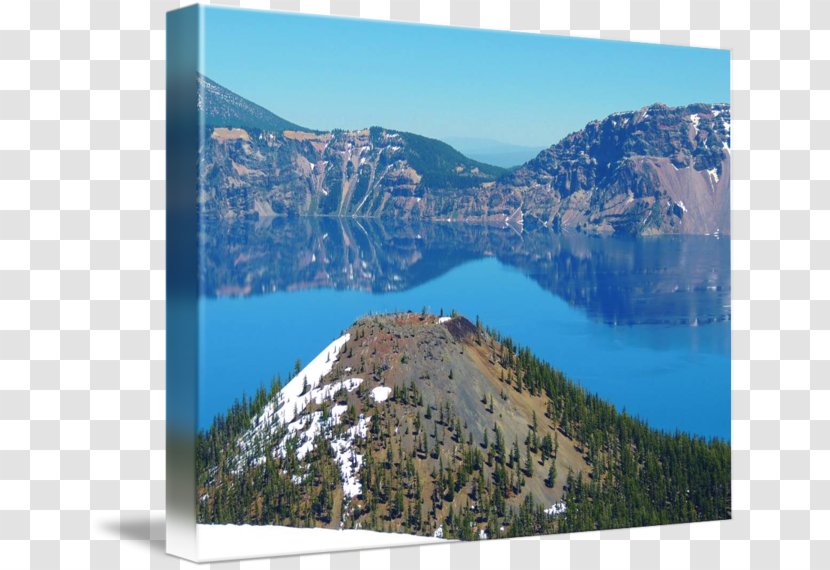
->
[230, 332, 393, 499]
[235, 333, 352, 460]
[332, 415, 371, 498]
[690, 113, 700, 133]
[273, 377, 365, 458]
[371, 386, 392, 402]
[544, 501, 567, 516]
[260, 333, 352, 427]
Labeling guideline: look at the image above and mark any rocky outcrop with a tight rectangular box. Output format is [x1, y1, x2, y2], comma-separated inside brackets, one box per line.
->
[495, 102, 731, 235]
[198, 75, 730, 235]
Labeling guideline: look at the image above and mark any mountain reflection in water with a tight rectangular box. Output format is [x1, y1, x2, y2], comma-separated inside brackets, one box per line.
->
[201, 216, 730, 327]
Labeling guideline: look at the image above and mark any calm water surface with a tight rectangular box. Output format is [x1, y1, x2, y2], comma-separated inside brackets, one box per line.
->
[199, 218, 730, 439]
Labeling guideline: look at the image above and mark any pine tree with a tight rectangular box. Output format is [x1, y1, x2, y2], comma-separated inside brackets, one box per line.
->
[392, 487, 404, 519]
[546, 462, 557, 488]
[524, 445, 534, 478]
[541, 434, 553, 462]
[511, 437, 520, 468]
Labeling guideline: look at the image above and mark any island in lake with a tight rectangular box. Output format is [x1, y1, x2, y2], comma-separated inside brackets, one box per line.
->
[197, 312, 730, 538]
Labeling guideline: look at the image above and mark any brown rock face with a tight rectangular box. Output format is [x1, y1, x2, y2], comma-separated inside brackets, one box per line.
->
[199, 74, 730, 235]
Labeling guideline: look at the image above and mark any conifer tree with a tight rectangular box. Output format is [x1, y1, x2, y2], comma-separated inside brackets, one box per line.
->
[525, 445, 534, 478]
[546, 462, 557, 488]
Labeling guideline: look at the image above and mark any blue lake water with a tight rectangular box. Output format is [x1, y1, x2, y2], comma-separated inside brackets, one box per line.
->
[200, 220, 730, 439]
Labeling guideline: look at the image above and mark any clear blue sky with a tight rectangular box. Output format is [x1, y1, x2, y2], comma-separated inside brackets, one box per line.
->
[201, 6, 729, 148]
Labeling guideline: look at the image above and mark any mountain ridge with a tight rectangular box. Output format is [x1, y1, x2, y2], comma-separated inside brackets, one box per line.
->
[198, 73, 314, 134]
[198, 75, 730, 235]
[441, 136, 547, 168]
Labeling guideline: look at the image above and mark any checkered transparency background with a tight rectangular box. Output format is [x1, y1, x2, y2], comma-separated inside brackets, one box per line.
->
[1, 0, 829, 568]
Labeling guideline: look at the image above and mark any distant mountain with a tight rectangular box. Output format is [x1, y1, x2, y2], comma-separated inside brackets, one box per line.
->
[198, 75, 730, 235]
[491, 102, 731, 236]
[196, 313, 730, 538]
[197, 73, 311, 133]
[198, 75, 504, 218]
[442, 137, 546, 168]
[200, 125, 505, 218]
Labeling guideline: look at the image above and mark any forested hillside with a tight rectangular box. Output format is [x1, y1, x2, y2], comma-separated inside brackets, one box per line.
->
[196, 313, 730, 538]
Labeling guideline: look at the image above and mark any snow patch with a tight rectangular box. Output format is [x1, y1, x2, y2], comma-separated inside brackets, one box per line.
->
[257, 334, 351, 428]
[371, 386, 392, 403]
[677, 200, 687, 213]
[330, 404, 348, 422]
[438, 316, 452, 324]
[331, 415, 371, 498]
[544, 501, 567, 516]
[272, 377, 364, 460]
[707, 168, 719, 183]
[690, 113, 700, 133]
[233, 334, 378, 499]
[433, 525, 444, 538]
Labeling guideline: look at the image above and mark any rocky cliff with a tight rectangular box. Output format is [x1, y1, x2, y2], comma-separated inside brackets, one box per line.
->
[198, 75, 730, 235]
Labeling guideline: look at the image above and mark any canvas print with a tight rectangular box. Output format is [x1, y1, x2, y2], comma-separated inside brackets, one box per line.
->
[167, 5, 731, 561]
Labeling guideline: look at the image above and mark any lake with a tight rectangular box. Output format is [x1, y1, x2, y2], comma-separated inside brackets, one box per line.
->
[199, 217, 730, 439]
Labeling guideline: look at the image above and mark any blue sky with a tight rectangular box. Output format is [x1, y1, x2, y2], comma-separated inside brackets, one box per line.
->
[202, 6, 729, 148]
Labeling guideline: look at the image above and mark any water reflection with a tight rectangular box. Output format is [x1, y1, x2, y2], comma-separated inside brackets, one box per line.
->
[201, 216, 730, 327]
